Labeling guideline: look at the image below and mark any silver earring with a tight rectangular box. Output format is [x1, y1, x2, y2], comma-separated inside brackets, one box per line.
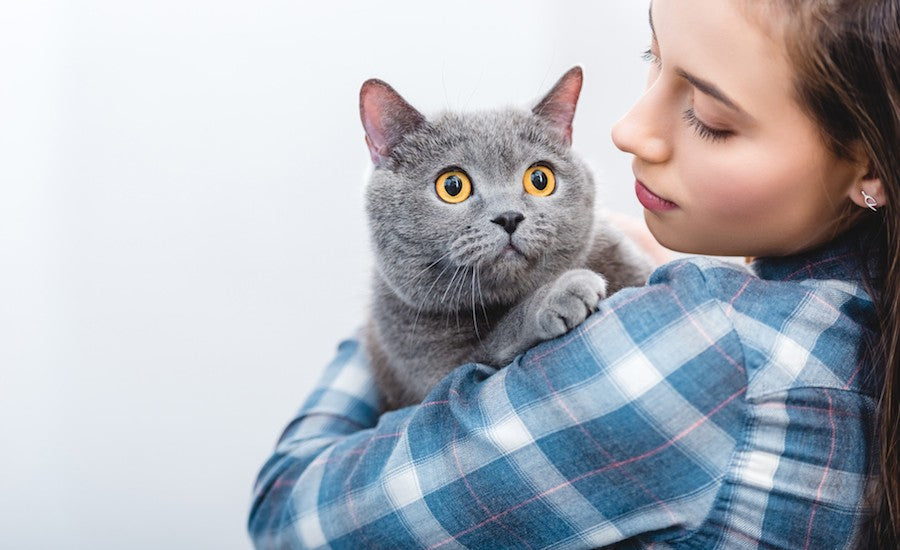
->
[861, 190, 878, 211]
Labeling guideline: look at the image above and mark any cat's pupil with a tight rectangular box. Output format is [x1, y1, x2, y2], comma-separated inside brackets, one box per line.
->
[531, 169, 548, 191]
[444, 175, 463, 196]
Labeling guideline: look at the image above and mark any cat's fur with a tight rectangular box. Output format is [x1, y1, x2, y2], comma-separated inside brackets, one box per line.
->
[359, 67, 652, 410]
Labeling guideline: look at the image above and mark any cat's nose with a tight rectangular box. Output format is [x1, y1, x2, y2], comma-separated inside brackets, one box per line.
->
[491, 211, 525, 235]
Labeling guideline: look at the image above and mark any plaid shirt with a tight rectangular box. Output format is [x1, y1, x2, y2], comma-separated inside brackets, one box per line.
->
[249, 231, 879, 549]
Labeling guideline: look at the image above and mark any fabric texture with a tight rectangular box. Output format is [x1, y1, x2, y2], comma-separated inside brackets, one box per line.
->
[249, 231, 880, 549]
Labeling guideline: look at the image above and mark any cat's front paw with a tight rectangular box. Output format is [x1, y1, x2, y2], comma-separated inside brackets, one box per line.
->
[533, 269, 608, 340]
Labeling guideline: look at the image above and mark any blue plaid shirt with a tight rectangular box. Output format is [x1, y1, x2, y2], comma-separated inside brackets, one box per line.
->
[249, 231, 879, 549]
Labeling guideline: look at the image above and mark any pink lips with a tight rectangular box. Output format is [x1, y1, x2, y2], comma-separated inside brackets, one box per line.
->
[635, 180, 677, 212]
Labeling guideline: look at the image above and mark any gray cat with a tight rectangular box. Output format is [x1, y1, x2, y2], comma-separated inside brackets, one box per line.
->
[359, 67, 652, 410]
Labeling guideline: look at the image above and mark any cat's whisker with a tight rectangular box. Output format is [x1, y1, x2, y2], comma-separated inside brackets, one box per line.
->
[454, 266, 470, 331]
[463, 68, 484, 111]
[440, 265, 464, 328]
[471, 265, 481, 342]
[476, 265, 490, 329]
[440, 265, 463, 304]
[394, 250, 454, 294]
[454, 266, 469, 329]
[413, 260, 456, 337]
[453, 267, 463, 331]
[441, 60, 451, 110]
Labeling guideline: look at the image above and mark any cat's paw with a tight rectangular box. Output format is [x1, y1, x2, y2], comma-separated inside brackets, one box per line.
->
[533, 269, 608, 340]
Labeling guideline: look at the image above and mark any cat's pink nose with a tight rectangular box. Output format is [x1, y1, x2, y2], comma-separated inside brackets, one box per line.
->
[491, 211, 525, 235]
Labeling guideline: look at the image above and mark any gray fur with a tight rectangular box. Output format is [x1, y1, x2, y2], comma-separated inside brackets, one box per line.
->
[360, 68, 652, 410]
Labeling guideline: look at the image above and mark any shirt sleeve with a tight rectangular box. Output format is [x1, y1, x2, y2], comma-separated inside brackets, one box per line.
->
[248, 261, 750, 549]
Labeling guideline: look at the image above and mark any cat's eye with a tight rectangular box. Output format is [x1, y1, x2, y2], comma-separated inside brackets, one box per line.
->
[435, 170, 472, 204]
[523, 165, 556, 197]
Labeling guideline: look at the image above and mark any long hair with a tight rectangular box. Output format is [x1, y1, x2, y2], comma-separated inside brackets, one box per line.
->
[769, 0, 900, 545]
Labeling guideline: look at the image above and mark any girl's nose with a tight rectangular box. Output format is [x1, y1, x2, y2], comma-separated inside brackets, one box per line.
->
[611, 89, 672, 164]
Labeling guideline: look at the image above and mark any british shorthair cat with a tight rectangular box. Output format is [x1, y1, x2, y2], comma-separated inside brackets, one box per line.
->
[359, 67, 652, 409]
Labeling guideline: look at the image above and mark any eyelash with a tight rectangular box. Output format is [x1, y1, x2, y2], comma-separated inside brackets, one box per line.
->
[683, 107, 733, 142]
[641, 48, 661, 68]
[641, 47, 734, 143]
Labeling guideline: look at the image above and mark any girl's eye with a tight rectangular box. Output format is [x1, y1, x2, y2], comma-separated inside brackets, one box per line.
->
[523, 165, 556, 197]
[435, 170, 472, 203]
[683, 107, 734, 142]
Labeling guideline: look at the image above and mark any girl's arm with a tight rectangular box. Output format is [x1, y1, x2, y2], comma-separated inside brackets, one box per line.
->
[248, 261, 749, 548]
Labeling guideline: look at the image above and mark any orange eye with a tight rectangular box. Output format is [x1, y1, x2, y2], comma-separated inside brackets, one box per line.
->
[435, 170, 472, 203]
[523, 165, 556, 197]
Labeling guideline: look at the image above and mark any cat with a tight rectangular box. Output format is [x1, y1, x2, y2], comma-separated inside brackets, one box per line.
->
[358, 67, 653, 410]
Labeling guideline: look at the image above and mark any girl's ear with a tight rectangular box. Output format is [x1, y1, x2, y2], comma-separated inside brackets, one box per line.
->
[848, 162, 887, 211]
[533, 66, 583, 146]
[359, 79, 425, 166]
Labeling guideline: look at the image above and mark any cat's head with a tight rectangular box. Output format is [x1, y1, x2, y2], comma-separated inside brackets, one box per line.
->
[360, 67, 596, 311]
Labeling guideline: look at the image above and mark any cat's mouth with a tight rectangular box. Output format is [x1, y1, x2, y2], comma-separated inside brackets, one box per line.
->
[499, 240, 527, 259]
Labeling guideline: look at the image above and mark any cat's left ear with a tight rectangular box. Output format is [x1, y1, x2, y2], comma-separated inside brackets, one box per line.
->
[533, 66, 583, 146]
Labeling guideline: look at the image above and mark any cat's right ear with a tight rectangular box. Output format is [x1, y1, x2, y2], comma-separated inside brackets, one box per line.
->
[359, 79, 426, 166]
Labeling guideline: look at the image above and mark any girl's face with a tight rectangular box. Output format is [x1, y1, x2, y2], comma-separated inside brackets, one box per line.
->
[612, 0, 867, 257]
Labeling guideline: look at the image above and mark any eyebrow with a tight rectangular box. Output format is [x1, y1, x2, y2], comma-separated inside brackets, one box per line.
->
[675, 70, 744, 113]
[648, 1, 745, 115]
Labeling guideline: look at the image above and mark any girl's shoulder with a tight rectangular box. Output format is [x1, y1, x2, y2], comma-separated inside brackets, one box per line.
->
[645, 255, 877, 399]
[634, 259, 877, 549]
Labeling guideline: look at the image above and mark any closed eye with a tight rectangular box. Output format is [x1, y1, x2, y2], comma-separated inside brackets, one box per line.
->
[683, 107, 733, 142]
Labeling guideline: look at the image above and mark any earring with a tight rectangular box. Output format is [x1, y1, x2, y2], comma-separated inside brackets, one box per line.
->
[861, 189, 878, 211]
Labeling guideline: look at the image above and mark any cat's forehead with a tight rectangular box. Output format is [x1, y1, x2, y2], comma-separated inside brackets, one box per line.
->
[395, 108, 568, 170]
[434, 109, 532, 137]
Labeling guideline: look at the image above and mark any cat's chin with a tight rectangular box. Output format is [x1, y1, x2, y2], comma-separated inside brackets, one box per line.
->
[483, 248, 531, 281]
[492, 244, 530, 268]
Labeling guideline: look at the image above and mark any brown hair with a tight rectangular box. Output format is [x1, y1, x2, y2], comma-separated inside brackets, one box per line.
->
[768, 0, 900, 545]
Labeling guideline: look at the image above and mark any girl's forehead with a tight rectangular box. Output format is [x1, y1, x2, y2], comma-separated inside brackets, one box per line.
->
[652, 0, 798, 123]
[734, 0, 790, 36]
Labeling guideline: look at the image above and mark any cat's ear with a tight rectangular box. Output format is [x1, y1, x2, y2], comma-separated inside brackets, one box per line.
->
[359, 79, 426, 166]
[532, 66, 583, 146]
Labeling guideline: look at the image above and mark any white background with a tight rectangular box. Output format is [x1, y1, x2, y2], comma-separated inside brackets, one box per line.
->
[0, 1, 651, 548]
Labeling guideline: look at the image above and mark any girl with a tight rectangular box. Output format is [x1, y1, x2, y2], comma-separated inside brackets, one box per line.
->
[249, 0, 899, 547]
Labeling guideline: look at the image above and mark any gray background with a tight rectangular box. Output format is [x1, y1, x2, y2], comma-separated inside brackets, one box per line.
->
[0, 1, 650, 548]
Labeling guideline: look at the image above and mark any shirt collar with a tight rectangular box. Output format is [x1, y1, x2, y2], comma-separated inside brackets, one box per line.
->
[751, 221, 881, 284]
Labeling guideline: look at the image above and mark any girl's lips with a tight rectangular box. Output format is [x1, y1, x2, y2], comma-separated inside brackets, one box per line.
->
[635, 180, 678, 212]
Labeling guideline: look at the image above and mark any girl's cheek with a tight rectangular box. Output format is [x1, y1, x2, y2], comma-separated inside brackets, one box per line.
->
[683, 151, 786, 223]
[682, 169, 745, 219]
